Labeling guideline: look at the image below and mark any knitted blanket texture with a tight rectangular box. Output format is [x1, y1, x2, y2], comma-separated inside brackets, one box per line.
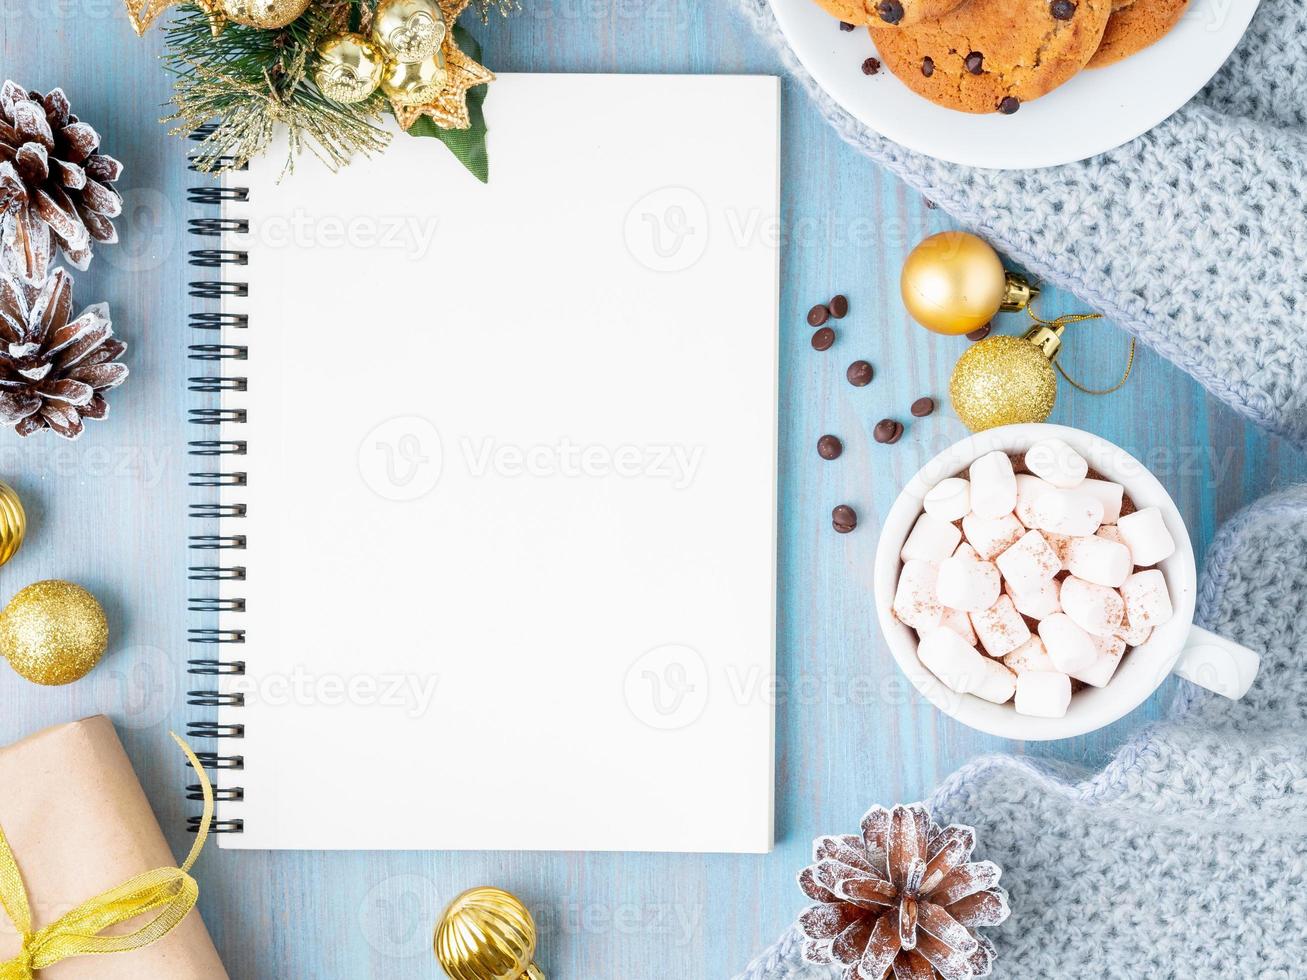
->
[735, 0, 1307, 447]
[736, 485, 1307, 979]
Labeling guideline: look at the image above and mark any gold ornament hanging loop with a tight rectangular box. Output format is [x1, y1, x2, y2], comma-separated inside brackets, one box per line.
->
[1024, 303, 1137, 396]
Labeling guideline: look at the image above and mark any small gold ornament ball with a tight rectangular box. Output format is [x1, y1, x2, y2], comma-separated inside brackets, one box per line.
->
[901, 231, 1008, 335]
[315, 33, 388, 105]
[382, 49, 450, 107]
[219, 0, 311, 29]
[0, 580, 109, 686]
[949, 334, 1058, 432]
[0, 480, 26, 567]
[373, 0, 447, 64]
[434, 887, 545, 980]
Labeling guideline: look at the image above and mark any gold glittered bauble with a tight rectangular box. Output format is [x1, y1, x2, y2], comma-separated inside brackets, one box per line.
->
[901, 231, 1038, 335]
[950, 333, 1058, 432]
[434, 887, 545, 980]
[0, 580, 109, 686]
[0, 481, 26, 567]
[382, 50, 449, 107]
[373, 0, 447, 63]
[314, 33, 388, 104]
[218, 0, 311, 28]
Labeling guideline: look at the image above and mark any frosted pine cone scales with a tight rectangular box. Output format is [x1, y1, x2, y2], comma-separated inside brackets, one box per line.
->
[0, 81, 122, 284]
[797, 803, 1009, 980]
[0, 268, 127, 439]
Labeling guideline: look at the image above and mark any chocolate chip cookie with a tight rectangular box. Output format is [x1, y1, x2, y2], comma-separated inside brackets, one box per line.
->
[873, 0, 1113, 114]
[812, 0, 967, 29]
[1087, 0, 1187, 68]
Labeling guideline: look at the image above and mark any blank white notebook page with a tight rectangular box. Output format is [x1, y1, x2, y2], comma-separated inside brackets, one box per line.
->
[216, 74, 779, 851]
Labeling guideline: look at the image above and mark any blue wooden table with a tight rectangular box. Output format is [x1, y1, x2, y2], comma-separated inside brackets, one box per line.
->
[3, 3, 1303, 977]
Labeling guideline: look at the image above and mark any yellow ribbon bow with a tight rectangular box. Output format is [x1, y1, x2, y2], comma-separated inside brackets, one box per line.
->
[0, 733, 214, 979]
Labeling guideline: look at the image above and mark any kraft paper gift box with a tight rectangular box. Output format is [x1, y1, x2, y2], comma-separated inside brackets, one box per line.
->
[0, 716, 229, 979]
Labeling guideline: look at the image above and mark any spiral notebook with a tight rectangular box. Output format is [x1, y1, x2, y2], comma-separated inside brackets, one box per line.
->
[186, 74, 780, 852]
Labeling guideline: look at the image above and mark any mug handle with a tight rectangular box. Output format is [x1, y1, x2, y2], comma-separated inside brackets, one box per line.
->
[1172, 626, 1260, 699]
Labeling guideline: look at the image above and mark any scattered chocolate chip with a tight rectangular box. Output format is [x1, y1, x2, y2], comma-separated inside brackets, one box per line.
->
[829, 294, 850, 318]
[998, 96, 1021, 115]
[846, 360, 874, 387]
[874, 418, 903, 444]
[966, 323, 992, 341]
[924, 198, 937, 209]
[807, 303, 830, 327]
[876, 0, 904, 24]
[832, 504, 858, 534]
[921, 56, 935, 77]
[1050, 0, 1076, 18]
[862, 58, 881, 76]
[911, 397, 935, 417]
[964, 51, 985, 74]
[811, 326, 836, 351]
[839, 19, 856, 30]
[818, 435, 843, 460]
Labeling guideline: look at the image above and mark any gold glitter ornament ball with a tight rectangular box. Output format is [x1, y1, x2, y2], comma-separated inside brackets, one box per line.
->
[0, 481, 26, 567]
[0, 580, 109, 686]
[315, 33, 388, 104]
[218, 0, 311, 28]
[434, 887, 545, 980]
[373, 0, 447, 63]
[950, 334, 1058, 432]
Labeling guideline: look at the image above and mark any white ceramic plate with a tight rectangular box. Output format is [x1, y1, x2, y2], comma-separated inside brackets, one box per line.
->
[767, 0, 1261, 169]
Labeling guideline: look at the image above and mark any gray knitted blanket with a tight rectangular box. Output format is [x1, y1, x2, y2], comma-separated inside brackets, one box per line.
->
[736, 0, 1307, 447]
[737, 484, 1307, 979]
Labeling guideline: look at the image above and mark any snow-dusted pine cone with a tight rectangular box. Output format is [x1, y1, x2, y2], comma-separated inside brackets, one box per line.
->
[0, 268, 127, 439]
[0, 81, 123, 284]
[797, 803, 1009, 980]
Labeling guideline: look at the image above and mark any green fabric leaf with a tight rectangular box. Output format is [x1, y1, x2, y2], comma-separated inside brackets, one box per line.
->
[403, 24, 491, 183]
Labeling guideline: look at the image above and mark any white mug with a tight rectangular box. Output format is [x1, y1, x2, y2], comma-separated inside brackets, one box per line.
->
[872, 423, 1260, 741]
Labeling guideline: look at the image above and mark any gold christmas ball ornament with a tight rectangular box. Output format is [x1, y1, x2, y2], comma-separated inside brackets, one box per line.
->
[949, 327, 1061, 432]
[373, 0, 447, 63]
[218, 0, 311, 29]
[0, 580, 109, 686]
[434, 887, 545, 980]
[381, 50, 450, 107]
[0, 481, 26, 567]
[314, 33, 388, 104]
[901, 231, 1039, 335]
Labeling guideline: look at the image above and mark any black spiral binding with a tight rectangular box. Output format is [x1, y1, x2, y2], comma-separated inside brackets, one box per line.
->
[185, 125, 248, 836]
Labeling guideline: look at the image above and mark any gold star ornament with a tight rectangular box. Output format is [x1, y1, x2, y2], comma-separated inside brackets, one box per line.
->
[385, 0, 495, 130]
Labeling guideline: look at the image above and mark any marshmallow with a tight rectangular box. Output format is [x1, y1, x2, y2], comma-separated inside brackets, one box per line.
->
[1060, 576, 1126, 637]
[969, 451, 1017, 519]
[953, 542, 979, 561]
[995, 529, 1061, 592]
[1014, 474, 1057, 528]
[1006, 575, 1061, 620]
[940, 607, 978, 646]
[1015, 670, 1072, 718]
[1080, 479, 1125, 525]
[1116, 610, 1152, 647]
[924, 478, 971, 523]
[894, 559, 943, 630]
[1030, 489, 1104, 537]
[969, 656, 1018, 705]
[1096, 524, 1126, 547]
[1024, 438, 1088, 489]
[917, 628, 980, 694]
[901, 512, 963, 563]
[1120, 569, 1174, 628]
[971, 595, 1032, 658]
[961, 512, 1024, 561]
[1039, 613, 1099, 674]
[1042, 531, 1074, 570]
[1116, 507, 1177, 567]
[1002, 635, 1056, 674]
[1072, 633, 1126, 688]
[1065, 535, 1133, 588]
[936, 555, 1001, 613]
